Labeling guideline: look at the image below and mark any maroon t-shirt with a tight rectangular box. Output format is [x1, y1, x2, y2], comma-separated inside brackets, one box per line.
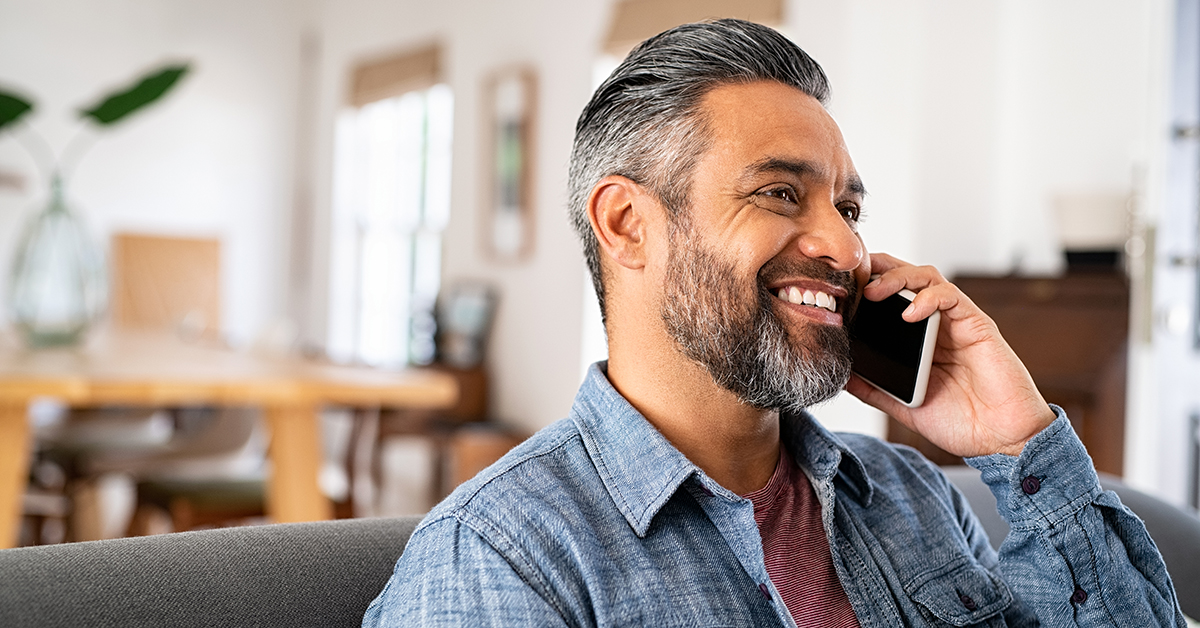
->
[742, 447, 860, 627]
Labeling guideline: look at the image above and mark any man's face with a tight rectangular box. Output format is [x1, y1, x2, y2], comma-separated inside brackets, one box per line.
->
[660, 80, 869, 412]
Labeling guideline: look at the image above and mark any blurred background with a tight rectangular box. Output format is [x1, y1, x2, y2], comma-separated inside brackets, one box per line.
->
[1, 0, 1199, 544]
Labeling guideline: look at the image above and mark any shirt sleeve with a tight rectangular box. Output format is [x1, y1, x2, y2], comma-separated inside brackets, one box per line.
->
[966, 407, 1187, 627]
[362, 515, 571, 628]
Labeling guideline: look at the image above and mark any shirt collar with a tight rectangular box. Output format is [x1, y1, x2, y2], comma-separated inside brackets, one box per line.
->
[779, 409, 874, 507]
[571, 362, 699, 538]
[571, 362, 875, 537]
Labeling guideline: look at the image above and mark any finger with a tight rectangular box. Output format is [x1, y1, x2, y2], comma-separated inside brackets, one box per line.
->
[863, 254, 908, 296]
[905, 282, 984, 323]
[903, 283, 957, 321]
[864, 262, 947, 301]
[866, 252, 909, 274]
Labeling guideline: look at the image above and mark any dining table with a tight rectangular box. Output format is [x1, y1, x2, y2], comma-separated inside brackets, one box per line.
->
[0, 328, 458, 548]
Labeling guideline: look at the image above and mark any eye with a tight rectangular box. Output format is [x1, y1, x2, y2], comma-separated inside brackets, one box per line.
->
[837, 203, 861, 223]
[751, 185, 800, 216]
[761, 185, 798, 203]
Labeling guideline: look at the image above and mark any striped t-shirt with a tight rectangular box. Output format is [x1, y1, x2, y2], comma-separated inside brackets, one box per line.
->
[742, 447, 860, 628]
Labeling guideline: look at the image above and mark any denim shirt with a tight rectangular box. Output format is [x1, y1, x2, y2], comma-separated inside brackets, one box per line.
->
[363, 363, 1184, 627]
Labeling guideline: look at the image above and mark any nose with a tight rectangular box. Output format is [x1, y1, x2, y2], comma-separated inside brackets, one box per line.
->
[795, 204, 864, 272]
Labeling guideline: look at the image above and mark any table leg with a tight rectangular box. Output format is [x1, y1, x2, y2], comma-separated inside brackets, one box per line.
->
[0, 403, 31, 548]
[263, 404, 333, 522]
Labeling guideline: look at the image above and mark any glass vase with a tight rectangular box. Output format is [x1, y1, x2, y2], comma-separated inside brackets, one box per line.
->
[8, 175, 107, 347]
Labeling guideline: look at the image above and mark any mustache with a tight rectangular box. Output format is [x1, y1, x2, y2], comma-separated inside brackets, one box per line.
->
[756, 257, 859, 317]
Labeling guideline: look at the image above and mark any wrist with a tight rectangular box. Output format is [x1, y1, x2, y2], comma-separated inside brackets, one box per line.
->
[994, 405, 1058, 457]
[994, 440, 1028, 457]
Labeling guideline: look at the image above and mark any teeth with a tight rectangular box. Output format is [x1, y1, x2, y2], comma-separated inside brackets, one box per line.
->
[777, 287, 837, 312]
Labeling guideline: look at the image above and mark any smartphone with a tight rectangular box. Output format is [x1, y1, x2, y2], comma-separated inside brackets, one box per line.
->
[848, 288, 940, 407]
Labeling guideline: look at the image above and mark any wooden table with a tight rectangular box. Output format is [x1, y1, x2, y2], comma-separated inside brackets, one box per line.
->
[0, 329, 458, 548]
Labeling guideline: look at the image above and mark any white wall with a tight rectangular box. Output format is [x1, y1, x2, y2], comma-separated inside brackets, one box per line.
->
[1, 2, 1180, 492]
[789, 0, 1164, 275]
[786, 0, 1175, 491]
[0, 0, 309, 345]
[0, 0, 628, 435]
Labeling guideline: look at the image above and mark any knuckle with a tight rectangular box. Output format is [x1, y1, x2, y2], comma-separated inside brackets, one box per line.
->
[917, 265, 945, 281]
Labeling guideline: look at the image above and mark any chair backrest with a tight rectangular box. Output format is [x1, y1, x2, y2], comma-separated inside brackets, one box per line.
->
[943, 465, 1200, 619]
[111, 233, 221, 337]
[0, 515, 422, 628]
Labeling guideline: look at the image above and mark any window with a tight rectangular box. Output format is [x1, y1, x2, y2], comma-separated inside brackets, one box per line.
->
[327, 50, 452, 367]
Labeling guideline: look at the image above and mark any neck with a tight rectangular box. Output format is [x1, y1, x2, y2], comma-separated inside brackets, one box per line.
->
[605, 319, 782, 495]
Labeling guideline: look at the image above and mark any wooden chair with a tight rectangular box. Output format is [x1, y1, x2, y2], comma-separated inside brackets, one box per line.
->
[110, 233, 221, 339]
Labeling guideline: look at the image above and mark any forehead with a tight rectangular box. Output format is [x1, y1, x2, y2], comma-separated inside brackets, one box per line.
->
[697, 81, 858, 188]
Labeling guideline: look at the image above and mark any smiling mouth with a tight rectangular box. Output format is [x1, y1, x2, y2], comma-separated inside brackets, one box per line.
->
[774, 286, 838, 313]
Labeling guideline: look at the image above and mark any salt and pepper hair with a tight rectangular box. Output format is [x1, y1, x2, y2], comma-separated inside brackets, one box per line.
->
[567, 18, 831, 322]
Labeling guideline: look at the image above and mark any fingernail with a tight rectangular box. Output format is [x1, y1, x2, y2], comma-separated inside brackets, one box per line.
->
[903, 304, 915, 318]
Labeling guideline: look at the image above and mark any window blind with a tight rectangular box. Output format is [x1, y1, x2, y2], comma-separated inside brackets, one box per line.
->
[349, 43, 441, 107]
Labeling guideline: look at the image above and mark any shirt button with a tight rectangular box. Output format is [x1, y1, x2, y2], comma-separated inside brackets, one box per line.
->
[959, 593, 977, 611]
[1021, 475, 1041, 495]
[1071, 586, 1088, 604]
[758, 583, 771, 600]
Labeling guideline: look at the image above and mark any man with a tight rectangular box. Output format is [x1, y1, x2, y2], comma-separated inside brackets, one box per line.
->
[364, 19, 1185, 626]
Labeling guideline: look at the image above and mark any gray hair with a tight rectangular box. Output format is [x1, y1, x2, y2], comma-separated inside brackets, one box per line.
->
[567, 18, 831, 322]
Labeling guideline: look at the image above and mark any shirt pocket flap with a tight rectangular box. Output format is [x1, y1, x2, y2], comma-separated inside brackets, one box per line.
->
[908, 559, 1012, 626]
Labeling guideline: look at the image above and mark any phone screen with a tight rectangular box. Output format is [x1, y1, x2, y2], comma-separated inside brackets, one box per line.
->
[849, 293, 931, 405]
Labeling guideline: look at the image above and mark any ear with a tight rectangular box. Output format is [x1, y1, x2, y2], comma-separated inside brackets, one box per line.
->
[587, 175, 651, 271]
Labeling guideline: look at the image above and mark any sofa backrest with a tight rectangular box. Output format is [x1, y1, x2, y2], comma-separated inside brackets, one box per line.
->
[0, 515, 422, 628]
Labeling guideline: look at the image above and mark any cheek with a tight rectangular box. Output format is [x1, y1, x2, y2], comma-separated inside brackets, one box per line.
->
[643, 222, 676, 276]
[734, 222, 799, 267]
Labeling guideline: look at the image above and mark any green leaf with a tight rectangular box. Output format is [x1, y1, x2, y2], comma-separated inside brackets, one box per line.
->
[0, 91, 34, 133]
[79, 63, 190, 126]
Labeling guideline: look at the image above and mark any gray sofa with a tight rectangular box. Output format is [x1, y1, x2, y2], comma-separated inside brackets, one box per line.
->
[1, 472, 1196, 626]
[0, 515, 422, 628]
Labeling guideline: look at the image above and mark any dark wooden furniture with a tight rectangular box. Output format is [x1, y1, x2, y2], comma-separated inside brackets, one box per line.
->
[887, 272, 1129, 476]
[363, 364, 519, 511]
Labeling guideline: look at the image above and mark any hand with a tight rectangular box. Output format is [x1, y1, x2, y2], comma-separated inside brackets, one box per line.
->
[844, 253, 1056, 457]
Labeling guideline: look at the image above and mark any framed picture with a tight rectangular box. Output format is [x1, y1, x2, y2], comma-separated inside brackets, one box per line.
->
[482, 67, 537, 262]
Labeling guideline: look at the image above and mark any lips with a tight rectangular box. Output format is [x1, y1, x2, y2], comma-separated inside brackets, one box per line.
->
[757, 257, 857, 323]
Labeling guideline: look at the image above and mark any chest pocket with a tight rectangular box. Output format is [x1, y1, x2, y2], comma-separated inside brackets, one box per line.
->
[907, 558, 1012, 627]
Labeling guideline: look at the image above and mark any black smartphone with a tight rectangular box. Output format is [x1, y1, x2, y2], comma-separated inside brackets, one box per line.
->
[848, 288, 940, 407]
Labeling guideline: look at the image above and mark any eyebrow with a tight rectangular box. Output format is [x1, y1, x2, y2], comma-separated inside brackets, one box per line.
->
[741, 157, 867, 197]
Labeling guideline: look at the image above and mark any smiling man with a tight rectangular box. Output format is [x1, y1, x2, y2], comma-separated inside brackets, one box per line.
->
[363, 19, 1184, 627]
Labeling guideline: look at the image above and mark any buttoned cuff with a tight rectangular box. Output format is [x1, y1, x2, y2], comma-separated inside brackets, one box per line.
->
[964, 406, 1103, 528]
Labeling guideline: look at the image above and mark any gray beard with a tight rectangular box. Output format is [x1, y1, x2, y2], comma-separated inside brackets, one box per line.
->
[661, 237, 854, 414]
